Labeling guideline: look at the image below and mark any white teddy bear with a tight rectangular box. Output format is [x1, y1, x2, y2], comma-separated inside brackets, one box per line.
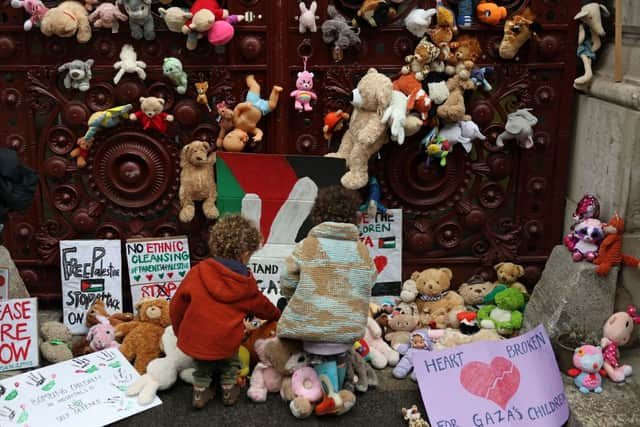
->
[126, 326, 195, 405]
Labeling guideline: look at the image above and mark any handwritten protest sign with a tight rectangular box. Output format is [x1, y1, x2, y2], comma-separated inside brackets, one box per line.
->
[59, 240, 123, 334]
[125, 237, 190, 307]
[248, 244, 293, 310]
[0, 298, 38, 373]
[358, 209, 402, 285]
[0, 267, 8, 301]
[0, 349, 160, 427]
[414, 325, 568, 427]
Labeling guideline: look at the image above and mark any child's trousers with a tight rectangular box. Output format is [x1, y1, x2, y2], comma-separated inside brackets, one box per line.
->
[193, 353, 241, 388]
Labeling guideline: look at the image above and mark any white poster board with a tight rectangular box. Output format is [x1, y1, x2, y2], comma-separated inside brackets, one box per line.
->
[59, 240, 123, 334]
[357, 209, 403, 284]
[125, 237, 190, 307]
[248, 244, 292, 308]
[0, 267, 8, 301]
[0, 349, 161, 427]
[0, 298, 38, 372]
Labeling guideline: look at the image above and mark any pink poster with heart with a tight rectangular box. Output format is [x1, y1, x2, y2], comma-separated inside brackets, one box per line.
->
[413, 325, 569, 427]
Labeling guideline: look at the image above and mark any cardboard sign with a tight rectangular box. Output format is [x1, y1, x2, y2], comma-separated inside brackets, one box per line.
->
[59, 240, 123, 334]
[358, 209, 402, 285]
[0, 298, 38, 372]
[0, 267, 8, 301]
[218, 153, 346, 308]
[414, 325, 569, 427]
[125, 237, 190, 307]
[0, 349, 161, 427]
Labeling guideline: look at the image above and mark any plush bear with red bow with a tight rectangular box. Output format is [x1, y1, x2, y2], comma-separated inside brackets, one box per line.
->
[129, 97, 174, 133]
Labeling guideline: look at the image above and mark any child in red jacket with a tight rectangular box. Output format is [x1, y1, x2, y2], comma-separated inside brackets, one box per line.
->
[170, 214, 280, 408]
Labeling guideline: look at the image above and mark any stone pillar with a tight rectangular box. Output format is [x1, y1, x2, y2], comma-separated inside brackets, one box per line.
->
[0, 244, 30, 299]
[564, 0, 640, 321]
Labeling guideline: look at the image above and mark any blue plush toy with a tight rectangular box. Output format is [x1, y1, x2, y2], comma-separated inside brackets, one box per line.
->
[471, 66, 494, 91]
[360, 177, 387, 218]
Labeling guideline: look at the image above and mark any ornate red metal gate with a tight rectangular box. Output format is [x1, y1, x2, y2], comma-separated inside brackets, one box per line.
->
[0, 0, 578, 305]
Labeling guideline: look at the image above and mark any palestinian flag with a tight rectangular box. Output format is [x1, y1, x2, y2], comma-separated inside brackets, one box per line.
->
[81, 278, 105, 292]
[216, 153, 346, 242]
[378, 236, 396, 249]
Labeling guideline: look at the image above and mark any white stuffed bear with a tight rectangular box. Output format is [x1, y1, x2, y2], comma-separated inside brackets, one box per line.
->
[400, 277, 419, 303]
[126, 326, 195, 405]
[364, 317, 399, 368]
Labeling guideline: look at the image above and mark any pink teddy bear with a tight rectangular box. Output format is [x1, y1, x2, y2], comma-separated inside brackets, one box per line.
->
[10, 0, 49, 31]
[89, 3, 129, 34]
[601, 306, 640, 382]
[290, 70, 317, 112]
[87, 315, 120, 352]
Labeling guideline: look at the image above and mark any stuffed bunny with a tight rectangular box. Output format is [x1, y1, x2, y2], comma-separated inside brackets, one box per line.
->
[495, 109, 538, 149]
[87, 315, 119, 352]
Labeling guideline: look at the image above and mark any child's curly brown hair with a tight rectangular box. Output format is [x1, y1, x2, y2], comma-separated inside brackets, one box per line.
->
[208, 214, 262, 260]
[310, 185, 362, 226]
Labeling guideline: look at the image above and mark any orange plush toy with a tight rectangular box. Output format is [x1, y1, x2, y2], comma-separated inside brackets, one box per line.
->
[594, 213, 640, 276]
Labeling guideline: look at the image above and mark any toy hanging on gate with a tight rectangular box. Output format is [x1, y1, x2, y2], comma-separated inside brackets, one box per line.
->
[113, 44, 147, 85]
[195, 81, 212, 112]
[10, 0, 49, 31]
[89, 2, 129, 33]
[129, 97, 174, 133]
[476, 1, 506, 26]
[290, 56, 317, 112]
[321, 5, 361, 62]
[323, 110, 350, 141]
[296, 1, 318, 34]
[574, 3, 610, 89]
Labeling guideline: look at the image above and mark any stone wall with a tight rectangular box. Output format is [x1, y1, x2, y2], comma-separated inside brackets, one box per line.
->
[565, 0, 640, 314]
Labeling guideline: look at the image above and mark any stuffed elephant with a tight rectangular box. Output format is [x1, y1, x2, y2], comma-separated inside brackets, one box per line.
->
[438, 120, 486, 153]
[496, 109, 538, 149]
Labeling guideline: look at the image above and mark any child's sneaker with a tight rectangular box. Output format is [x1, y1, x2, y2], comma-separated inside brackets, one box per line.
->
[221, 384, 241, 406]
[192, 386, 214, 409]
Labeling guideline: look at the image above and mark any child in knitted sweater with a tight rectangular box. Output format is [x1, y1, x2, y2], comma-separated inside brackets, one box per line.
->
[171, 215, 280, 409]
[277, 186, 377, 416]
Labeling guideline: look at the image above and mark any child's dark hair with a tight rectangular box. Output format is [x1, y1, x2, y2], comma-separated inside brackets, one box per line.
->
[208, 214, 262, 260]
[310, 185, 361, 226]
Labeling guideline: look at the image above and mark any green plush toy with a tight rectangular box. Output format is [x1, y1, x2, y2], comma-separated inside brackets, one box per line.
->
[162, 57, 188, 95]
[477, 288, 525, 336]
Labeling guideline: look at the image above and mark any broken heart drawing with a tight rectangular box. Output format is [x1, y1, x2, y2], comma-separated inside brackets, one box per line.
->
[459, 357, 521, 410]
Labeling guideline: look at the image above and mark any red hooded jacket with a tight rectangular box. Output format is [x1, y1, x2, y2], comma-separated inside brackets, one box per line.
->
[170, 258, 280, 360]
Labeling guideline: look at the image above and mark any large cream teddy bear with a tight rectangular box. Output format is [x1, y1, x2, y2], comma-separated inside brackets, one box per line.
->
[406, 268, 465, 329]
[326, 68, 393, 190]
[126, 326, 195, 405]
[40, 0, 92, 43]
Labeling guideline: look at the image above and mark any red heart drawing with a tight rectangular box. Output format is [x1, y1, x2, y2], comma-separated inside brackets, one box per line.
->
[0, 275, 5, 287]
[146, 274, 153, 281]
[167, 272, 174, 278]
[459, 357, 520, 410]
[374, 256, 388, 273]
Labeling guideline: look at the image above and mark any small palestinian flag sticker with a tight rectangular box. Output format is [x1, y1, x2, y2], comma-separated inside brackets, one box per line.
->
[80, 278, 105, 292]
[378, 236, 396, 249]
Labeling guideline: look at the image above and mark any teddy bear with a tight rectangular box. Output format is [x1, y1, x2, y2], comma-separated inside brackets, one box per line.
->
[477, 287, 525, 336]
[457, 275, 497, 307]
[126, 326, 196, 405]
[325, 68, 393, 190]
[247, 337, 328, 419]
[88, 2, 128, 33]
[363, 317, 399, 368]
[401, 38, 440, 81]
[243, 320, 278, 367]
[118, 0, 155, 40]
[39, 0, 92, 43]
[411, 268, 465, 329]
[39, 321, 73, 364]
[493, 262, 529, 295]
[162, 57, 188, 95]
[290, 70, 317, 112]
[129, 96, 174, 133]
[58, 59, 94, 92]
[115, 297, 172, 374]
[182, 0, 228, 50]
[179, 140, 218, 223]
[449, 35, 482, 80]
[70, 137, 92, 168]
[158, 6, 193, 32]
[392, 331, 433, 381]
[230, 74, 283, 143]
[385, 302, 420, 350]
[437, 75, 476, 123]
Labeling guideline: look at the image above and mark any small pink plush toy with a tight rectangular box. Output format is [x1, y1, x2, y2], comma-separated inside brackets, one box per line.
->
[10, 0, 49, 31]
[290, 70, 317, 112]
[89, 3, 129, 34]
[87, 315, 120, 352]
[563, 218, 605, 262]
[601, 306, 640, 382]
[208, 14, 244, 46]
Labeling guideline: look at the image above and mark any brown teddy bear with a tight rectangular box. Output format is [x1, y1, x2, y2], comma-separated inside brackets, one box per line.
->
[129, 96, 174, 133]
[401, 38, 440, 81]
[457, 275, 497, 307]
[385, 302, 419, 350]
[40, 0, 92, 44]
[178, 140, 218, 223]
[494, 262, 529, 296]
[70, 137, 92, 168]
[411, 268, 465, 329]
[244, 320, 278, 367]
[437, 75, 476, 123]
[450, 35, 482, 80]
[115, 297, 171, 374]
[40, 321, 73, 364]
[326, 68, 392, 190]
